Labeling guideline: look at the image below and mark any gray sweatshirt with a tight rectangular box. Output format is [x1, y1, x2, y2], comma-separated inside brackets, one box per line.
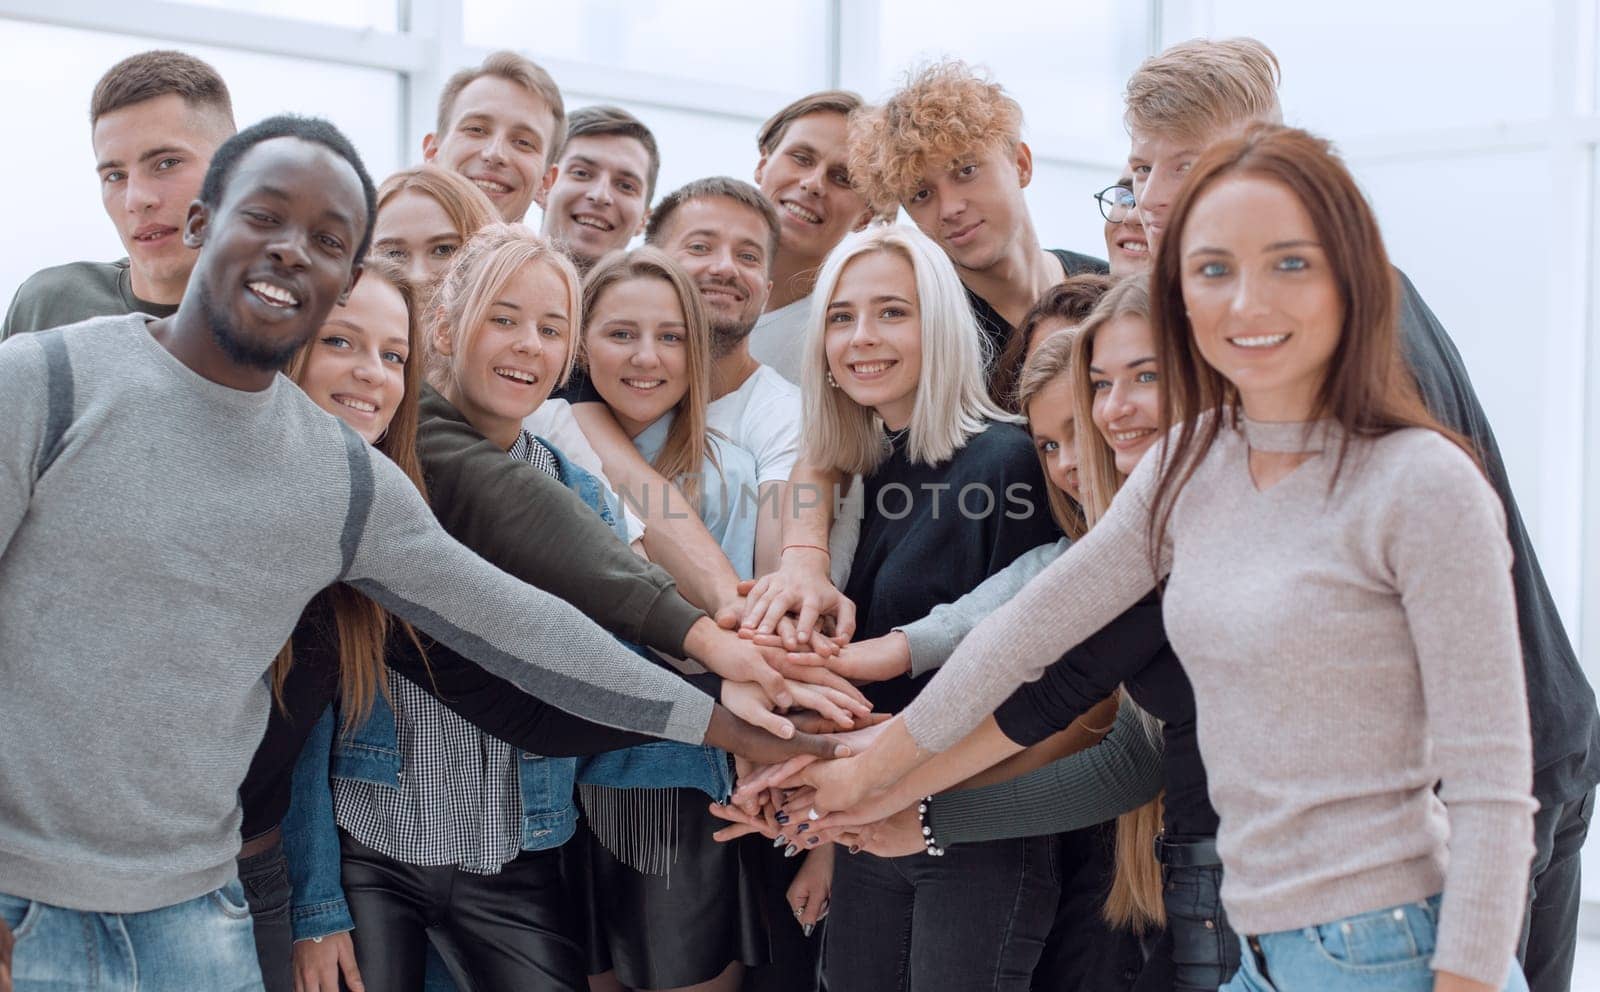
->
[0, 316, 714, 913]
[900, 415, 1535, 987]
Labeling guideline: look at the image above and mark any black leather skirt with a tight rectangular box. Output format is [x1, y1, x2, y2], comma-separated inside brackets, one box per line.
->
[562, 788, 772, 989]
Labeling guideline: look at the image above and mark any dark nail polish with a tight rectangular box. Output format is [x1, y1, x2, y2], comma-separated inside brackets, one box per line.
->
[805, 835, 819, 846]
[796, 823, 809, 833]
[775, 812, 789, 825]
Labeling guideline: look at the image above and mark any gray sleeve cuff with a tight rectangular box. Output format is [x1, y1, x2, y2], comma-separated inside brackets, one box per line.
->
[900, 616, 963, 678]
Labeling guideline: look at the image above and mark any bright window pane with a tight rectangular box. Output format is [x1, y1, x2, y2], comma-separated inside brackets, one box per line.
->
[872, 0, 1146, 158]
[173, 0, 396, 30]
[1207, 0, 1555, 136]
[0, 21, 401, 309]
[464, 0, 828, 93]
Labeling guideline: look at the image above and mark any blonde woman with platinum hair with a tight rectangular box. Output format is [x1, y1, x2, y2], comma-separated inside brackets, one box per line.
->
[801, 224, 1011, 477]
[791, 221, 1064, 992]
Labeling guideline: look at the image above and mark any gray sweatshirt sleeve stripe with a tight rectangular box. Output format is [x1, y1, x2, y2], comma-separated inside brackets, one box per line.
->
[347, 576, 685, 739]
[337, 425, 375, 579]
[39, 334, 74, 474]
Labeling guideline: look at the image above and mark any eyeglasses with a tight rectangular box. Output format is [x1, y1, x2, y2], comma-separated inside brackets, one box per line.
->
[1094, 184, 1137, 223]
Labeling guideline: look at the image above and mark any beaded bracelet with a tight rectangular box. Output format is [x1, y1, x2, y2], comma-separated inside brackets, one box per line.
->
[918, 795, 945, 856]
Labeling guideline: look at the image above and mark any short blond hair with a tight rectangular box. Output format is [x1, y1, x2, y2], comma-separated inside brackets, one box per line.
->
[1124, 38, 1281, 141]
[801, 224, 1010, 476]
[436, 51, 567, 161]
[848, 60, 1023, 215]
[426, 224, 582, 392]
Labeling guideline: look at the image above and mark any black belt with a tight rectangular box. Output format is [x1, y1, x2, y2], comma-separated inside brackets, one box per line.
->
[1153, 834, 1220, 868]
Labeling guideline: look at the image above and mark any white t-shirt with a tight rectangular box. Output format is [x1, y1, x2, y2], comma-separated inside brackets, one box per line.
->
[706, 364, 800, 487]
[747, 296, 812, 386]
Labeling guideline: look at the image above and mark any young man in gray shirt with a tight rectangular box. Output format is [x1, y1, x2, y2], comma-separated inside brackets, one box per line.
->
[3, 50, 236, 339]
[0, 115, 837, 990]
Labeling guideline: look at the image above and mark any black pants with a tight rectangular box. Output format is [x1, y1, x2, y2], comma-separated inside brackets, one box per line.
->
[1520, 787, 1595, 992]
[1138, 862, 1239, 992]
[1030, 825, 1143, 992]
[240, 836, 295, 992]
[822, 835, 1058, 992]
[339, 829, 585, 991]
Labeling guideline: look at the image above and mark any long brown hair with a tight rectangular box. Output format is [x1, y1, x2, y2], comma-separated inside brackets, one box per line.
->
[1015, 330, 1086, 540]
[275, 255, 430, 732]
[1016, 309, 1167, 931]
[1070, 277, 1154, 527]
[1146, 124, 1472, 566]
[995, 272, 1113, 410]
[581, 246, 718, 507]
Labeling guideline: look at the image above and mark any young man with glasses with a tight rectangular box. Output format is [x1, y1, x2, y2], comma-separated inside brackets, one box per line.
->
[1094, 180, 1148, 276]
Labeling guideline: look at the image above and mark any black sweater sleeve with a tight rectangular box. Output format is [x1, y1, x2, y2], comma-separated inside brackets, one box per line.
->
[386, 630, 720, 757]
[991, 591, 1168, 746]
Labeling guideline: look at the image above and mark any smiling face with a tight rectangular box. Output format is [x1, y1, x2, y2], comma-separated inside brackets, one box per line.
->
[755, 111, 871, 264]
[824, 248, 923, 430]
[188, 136, 366, 371]
[423, 75, 558, 222]
[436, 259, 572, 443]
[1179, 174, 1344, 422]
[584, 275, 691, 436]
[542, 134, 652, 268]
[653, 196, 772, 354]
[373, 188, 464, 290]
[1103, 176, 1150, 275]
[902, 141, 1032, 274]
[1089, 314, 1162, 475]
[298, 274, 410, 442]
[93, 93, 231, 303]
[1027, 373, 1080, 502]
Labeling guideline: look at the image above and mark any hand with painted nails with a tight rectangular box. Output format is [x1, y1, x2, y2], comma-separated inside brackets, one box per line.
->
[847, 806, 925, 859]
[787, 844, 835, 937]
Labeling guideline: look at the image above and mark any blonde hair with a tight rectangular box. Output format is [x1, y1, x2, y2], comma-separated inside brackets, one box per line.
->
[847, 60, 1024, 215]
[802, 224, 1010, 476]
[436, 51, 567, 161]
[1069, 277, 1156, 526]
[426, 223, 582, 395]
[1015, 330, 1085, 540]
[1104, 730, 1168, 933]
[1124, 38, 1282, 141]
[581, 247, 718, 509]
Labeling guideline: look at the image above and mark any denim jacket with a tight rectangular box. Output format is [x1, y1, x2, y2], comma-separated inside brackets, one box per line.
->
[283, 439, 731, 941]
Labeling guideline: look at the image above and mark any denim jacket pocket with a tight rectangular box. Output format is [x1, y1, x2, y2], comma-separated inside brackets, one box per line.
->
[1306, 897, 1439, 970]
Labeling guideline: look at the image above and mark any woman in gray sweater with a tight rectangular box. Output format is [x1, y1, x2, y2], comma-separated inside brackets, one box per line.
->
[783, 125, 1536, 992]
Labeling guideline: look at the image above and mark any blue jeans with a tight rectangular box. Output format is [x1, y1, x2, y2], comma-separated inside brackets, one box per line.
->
[0, 881, 266, 991]
[1222, 895, 1528, 992]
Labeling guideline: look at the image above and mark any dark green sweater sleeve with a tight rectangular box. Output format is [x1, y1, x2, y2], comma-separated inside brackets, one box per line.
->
[416, 386, 704, 653]
[925, 695, 1164, 845]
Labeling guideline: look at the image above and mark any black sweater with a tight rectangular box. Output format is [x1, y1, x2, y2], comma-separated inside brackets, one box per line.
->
[844, 421, 1061, 715]
[994, 593, 1216, 837]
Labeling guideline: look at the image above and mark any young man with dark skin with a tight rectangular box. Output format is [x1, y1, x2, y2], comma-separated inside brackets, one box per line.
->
[422, 51, 563, 224]
[2, 50, 236, 338]
[1121, 38, 1598, 992]
[541, 105, 658, 273]
[0, 116, 839, 989]
[747, 90, 875, 382]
